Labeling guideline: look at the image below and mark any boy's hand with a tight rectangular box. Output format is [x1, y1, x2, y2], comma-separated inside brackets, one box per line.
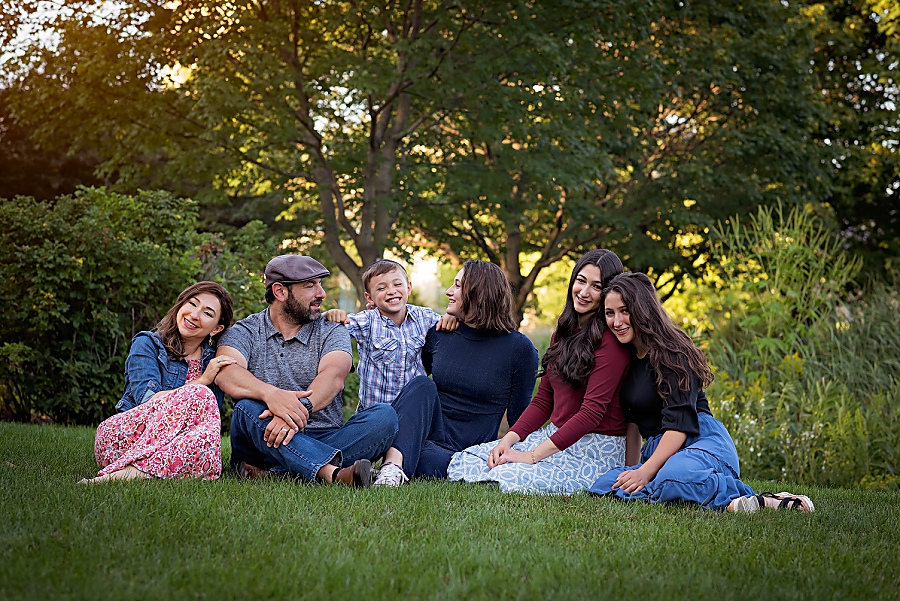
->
[435, 314, 459, 332]
[323, 309, 350, 324]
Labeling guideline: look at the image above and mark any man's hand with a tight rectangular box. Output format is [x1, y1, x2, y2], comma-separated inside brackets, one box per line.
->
[262, 388, 312, 433]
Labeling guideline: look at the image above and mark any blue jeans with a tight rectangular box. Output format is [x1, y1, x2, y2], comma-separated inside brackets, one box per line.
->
[391, 376, 456, 479]
[230, 400, 398, 481]
[588, 412, 756, 510]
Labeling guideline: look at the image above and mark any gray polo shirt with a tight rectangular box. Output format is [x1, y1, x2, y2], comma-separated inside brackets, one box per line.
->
[220, 308, 352, 429]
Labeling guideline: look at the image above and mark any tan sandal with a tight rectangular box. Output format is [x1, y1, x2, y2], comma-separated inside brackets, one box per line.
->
[763, 491, 815, 512]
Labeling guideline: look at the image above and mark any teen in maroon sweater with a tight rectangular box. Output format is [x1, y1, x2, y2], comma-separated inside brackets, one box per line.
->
[448, 249, 633, 494]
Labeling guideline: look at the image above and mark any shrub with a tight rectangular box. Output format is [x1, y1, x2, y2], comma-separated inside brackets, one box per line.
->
[701, 203, 900, 487]
[0, 188, 199, 423]
[0, 187, 280, 425]
[705, 202, 863, 381]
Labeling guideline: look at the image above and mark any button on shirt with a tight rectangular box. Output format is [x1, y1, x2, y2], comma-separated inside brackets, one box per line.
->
[219, 308, 352, 429]
[347, 305, 441, 411]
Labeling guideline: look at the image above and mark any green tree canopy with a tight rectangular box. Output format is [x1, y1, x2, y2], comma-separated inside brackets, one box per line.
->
[402, 1, 831, 316]
[2, 0, 840, 316]
[804, 0, 900, 280]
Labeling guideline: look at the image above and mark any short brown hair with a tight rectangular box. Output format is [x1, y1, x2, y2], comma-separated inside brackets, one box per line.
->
[362, 259, 409, 293]
[458, 259, 517, 333]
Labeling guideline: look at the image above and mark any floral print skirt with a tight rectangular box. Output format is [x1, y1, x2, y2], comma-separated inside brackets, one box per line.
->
[94, 383, 222, 480]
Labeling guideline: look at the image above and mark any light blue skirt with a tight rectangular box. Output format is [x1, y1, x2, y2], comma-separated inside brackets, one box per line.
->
[448, 423, 625, 494]
[588, 412, 756, 509]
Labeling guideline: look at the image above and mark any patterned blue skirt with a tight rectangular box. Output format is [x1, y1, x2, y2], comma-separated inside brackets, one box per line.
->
[447, 424, 625, 494]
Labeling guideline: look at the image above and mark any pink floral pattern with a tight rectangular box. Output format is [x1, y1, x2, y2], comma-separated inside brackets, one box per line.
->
[93, 360, 222, 480]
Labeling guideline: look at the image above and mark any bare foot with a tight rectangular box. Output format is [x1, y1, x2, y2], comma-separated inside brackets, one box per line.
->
[79, 465, 152, 483]
[727, 495, 761, 513]
[762, 492, 814, 512]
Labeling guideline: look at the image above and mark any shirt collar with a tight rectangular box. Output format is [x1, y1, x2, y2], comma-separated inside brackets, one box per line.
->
[375, 306, 408, 328]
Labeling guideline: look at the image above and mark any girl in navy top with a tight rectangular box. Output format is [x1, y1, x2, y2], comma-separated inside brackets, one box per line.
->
[589, 273, 814, 512]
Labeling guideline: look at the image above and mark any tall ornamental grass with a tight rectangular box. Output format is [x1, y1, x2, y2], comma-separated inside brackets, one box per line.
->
[701, 203, 900, 489]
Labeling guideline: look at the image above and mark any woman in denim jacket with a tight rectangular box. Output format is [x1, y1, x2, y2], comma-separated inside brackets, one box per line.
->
[81, 282, 235, 482]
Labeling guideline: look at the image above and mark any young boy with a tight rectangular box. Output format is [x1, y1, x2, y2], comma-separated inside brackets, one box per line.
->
[324, 259, 456, 485]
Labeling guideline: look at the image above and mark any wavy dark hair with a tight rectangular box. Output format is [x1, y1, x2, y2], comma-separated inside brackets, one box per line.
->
[604, 272, 713, 398]
[155, 281, 234, 360]
[541, 249, 624, 387]
[457, 259, 517, 334]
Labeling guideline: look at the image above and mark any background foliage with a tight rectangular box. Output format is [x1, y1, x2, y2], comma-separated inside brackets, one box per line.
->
[0, 0, 850, 317]
[0, 187, 275, 424]
[700, 205, 900, 489]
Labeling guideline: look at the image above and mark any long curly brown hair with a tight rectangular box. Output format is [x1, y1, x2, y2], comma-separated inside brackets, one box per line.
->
[603, 272, 713, 398]
[155, 281, 234, 360]
[540, 249, 624, 387]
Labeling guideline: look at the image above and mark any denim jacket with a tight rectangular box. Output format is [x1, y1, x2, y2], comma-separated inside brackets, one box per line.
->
[116, 331, 224, 412]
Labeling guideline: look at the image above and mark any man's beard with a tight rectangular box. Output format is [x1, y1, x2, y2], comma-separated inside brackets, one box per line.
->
[283, 288, 321, 325]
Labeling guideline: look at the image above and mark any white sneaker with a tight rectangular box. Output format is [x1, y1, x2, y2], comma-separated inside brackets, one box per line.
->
[373, 462, 409, 487]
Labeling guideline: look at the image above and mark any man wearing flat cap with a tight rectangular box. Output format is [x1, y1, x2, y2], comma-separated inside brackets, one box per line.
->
[215, 254, 399, 486]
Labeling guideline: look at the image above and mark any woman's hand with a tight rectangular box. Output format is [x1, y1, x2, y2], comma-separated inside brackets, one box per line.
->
[493, 449, 535, 466]
[487, 432, 521, 468]
[614, 430, 686, 493]
[196, 355, 237, 386]
[612, 466, 652, 494]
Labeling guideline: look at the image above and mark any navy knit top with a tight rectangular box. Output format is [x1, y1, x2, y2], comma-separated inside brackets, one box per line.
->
[422, 322, 538, 451]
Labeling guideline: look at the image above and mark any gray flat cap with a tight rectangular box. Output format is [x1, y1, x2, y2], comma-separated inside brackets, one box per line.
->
[264, 255, 330, 287]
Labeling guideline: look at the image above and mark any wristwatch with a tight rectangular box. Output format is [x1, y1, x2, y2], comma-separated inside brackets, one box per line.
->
[300, 397, 314, 416]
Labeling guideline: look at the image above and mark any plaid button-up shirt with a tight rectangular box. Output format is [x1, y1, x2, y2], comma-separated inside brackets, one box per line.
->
[347, 305, 441, 411]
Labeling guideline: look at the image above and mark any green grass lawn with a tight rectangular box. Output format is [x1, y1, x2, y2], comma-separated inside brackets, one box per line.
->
[1, 422, 898, 601]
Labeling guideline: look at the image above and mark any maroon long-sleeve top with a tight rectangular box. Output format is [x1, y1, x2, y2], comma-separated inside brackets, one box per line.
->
[509, 328, 630, 450]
